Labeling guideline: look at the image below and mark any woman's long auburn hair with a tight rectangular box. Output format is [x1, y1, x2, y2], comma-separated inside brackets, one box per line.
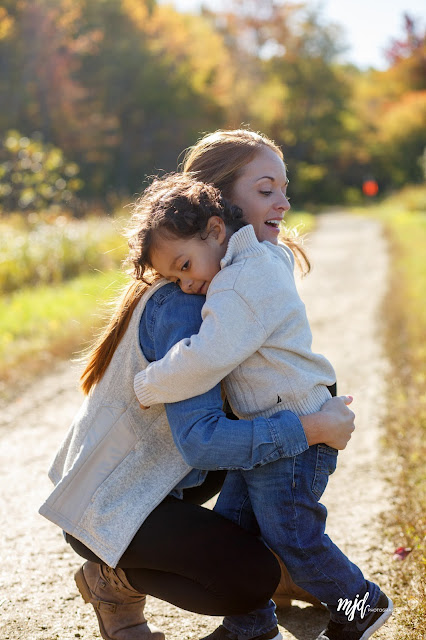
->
[80, 173, 246, 395]
[181, 129, 310, 273]
[79, 277, 156, 396]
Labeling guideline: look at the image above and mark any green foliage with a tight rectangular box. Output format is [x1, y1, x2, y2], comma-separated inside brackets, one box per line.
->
[0, 212, 126, 294]
[0, 0, 232, 196]
[0, 269, 128, 381]
[350, 15, 426, 193]
[269, 53, 352, 203]
[206, 2, 354, 203]
[382, 184, 426, 213]
[0, 0, 424, 206]
[0, 130, 83, 213]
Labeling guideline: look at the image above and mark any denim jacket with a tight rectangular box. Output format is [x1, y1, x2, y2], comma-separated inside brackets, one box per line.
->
[139, 282, 309, 494]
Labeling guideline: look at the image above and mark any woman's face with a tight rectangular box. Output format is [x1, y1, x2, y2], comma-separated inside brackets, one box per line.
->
[230, 147, 290, 244]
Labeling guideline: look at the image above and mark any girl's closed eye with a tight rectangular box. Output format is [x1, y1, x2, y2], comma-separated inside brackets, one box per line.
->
[260, 190, 272, 196]
[175, 260, 189, 285]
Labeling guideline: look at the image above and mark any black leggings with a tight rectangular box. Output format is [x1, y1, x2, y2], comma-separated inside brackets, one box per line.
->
[66, 472, 281, 615]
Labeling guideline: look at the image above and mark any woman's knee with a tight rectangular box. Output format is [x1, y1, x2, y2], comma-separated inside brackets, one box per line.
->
[253, 544, 281, 596]
[219, 539, 281, 610]
[65, 532, 103, 564]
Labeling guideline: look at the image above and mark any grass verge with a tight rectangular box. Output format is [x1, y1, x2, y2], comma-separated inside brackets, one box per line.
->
[354, 186, 426, 638]
[0, 269, 128, 396]
[0, 212, 127, 294]
[382, 214, 426, 639]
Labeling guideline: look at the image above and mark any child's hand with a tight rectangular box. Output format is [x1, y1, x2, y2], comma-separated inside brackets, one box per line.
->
[139, 403, 150, 410]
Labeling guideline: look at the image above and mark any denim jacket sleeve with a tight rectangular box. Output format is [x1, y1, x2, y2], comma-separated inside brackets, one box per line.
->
[139, 283, 309, 471]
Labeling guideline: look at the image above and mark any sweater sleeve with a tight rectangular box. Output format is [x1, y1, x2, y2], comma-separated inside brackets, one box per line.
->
[134, 288, 268, 407]
[144, 287, 309, 469]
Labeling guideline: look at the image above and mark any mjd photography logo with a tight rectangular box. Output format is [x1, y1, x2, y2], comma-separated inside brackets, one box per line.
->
[337, 592, 371, 621]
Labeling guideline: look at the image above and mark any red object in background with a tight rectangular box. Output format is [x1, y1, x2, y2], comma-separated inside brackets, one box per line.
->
[362, 179, 379, 197]
[392, 546, 412, 561]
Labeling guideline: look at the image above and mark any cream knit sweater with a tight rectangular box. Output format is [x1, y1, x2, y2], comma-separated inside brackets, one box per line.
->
[134, 225, 336, 419]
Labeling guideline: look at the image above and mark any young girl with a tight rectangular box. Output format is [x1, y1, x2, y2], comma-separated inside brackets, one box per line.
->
[132, 172, 392, 640]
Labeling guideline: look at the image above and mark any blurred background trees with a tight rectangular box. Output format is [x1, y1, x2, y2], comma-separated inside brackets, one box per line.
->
[0, 0, 424, 213]
[0, 130, 83, 213]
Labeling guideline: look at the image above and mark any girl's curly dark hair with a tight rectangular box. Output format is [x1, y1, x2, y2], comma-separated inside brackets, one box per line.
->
[80, 173, 246, 395]
[126, 172, 247, 281]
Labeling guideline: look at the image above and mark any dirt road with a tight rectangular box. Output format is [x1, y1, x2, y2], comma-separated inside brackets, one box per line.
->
[0, 212, 397, 639]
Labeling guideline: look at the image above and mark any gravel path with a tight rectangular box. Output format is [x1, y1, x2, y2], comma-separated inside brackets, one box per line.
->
[0, 212, 397, 639]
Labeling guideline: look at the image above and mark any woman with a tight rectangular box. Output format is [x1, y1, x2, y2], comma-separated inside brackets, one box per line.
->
[39, 129, 355, 640]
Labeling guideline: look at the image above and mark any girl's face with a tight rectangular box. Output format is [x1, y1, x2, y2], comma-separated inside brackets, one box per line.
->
[230, 147, 290, 245]
[150, 216, 227, 295]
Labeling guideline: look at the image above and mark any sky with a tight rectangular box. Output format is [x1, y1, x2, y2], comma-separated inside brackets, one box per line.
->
[164, 0, 426, 70]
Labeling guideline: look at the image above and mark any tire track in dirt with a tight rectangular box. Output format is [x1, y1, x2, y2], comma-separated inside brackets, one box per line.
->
[0, 212, 396, 639]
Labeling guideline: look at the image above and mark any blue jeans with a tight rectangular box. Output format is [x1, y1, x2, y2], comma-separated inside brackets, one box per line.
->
[214, 444, 382, 636]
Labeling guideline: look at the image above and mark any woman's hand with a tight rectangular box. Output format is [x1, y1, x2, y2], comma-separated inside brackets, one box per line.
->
[300, 395, 355, 450]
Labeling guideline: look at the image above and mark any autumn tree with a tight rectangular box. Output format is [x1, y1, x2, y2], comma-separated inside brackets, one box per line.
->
[351, 13, 426, 189]
[0, 0, 235, 197]
[0, 130, 82, 213]
[1, 0, 422, 207]
[204, 1, 353, 202]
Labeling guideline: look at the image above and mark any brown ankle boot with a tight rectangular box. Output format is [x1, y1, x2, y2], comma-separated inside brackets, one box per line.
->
[272, 554, 325, 609]
[75, 561, 165, 640]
